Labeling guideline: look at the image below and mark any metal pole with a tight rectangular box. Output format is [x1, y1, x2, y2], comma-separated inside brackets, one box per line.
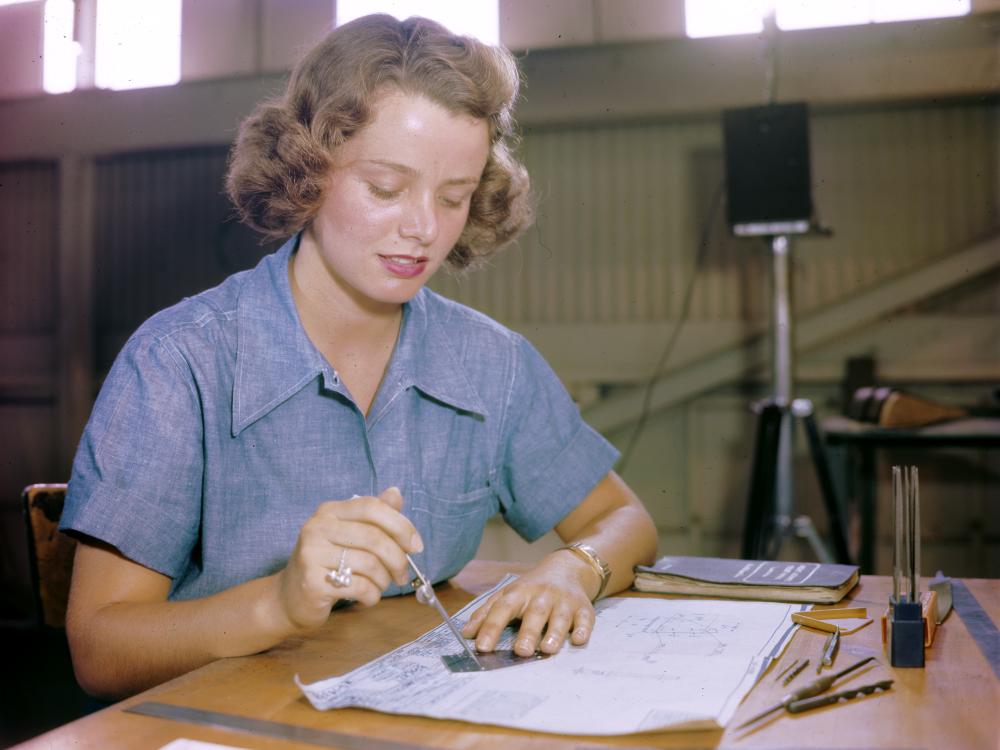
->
[771, 235, 794, 549]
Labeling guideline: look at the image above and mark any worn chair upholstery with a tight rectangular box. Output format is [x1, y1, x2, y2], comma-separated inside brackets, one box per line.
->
[21, 483, 75, 627]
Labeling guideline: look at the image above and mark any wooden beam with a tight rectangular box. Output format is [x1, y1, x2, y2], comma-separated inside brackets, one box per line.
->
[582, 234, 1000, 433]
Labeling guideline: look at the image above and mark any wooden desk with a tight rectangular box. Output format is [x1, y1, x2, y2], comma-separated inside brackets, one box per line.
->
[12, 561, 1000, 749]
[823, 416, 1000, 573]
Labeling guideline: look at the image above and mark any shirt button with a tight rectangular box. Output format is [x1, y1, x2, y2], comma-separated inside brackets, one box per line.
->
[331, 371, 341, 387]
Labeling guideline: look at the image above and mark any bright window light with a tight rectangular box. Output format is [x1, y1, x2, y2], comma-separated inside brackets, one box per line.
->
[775, 1, 870, 31]
[43, 0, 79, 93]
[685, 0, 768, 38]
[871, 0, 970, 23]
[686, 0, 971, 37]
[337, 0, 499, 45]
[95, 0, 181, 90]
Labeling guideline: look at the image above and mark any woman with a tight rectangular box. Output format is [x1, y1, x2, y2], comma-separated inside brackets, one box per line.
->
[62, 14, 657, 701]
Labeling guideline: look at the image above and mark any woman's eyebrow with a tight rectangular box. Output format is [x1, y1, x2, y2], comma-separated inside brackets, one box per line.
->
[363, 159, 480, 186]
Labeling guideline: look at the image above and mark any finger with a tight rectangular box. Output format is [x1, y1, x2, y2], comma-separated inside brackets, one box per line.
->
[461, 597, 495, 637]
[327, 546, 392, 592]
[378, 487, 425, 554]
[569, 604, 596, 645]
[322, 495, 422, 554]
[513, 595, 555, 657]
[320, 519, 412, 586]
[379, 486, 404, 511]
[472, 587, 527, 652]
[538, 602, 576, 654]
[324, 565, 383, 608]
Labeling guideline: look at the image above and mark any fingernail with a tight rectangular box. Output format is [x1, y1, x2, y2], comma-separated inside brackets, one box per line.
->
[410, 533, 423, 552]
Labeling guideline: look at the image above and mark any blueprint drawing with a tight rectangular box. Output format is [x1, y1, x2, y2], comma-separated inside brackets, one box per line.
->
[296, 576, 806, 735]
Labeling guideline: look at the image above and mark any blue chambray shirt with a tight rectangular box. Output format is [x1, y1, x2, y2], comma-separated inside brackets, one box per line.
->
[62, 236, 619, 601]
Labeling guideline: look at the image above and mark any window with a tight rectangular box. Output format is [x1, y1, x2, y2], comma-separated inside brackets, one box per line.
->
[336, 0, 499, 44]
[685, 0, 970, 38]
[43, 0, 77, 93]
[94, 0, 181, 90]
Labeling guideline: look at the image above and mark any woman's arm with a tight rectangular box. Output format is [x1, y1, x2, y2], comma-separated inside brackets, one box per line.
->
[66, 540, 295, 700]
[66, 488, 422, 701]
[462, 470, 657, 656]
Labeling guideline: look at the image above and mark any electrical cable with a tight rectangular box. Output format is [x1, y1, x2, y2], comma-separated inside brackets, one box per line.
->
[616, 179, 725, 475]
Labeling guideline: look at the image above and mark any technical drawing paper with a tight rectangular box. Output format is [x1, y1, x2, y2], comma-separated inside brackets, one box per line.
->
[296, 576, 806, 735]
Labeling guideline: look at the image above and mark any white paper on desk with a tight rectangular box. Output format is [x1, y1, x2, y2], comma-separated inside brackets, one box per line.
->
[296, 576, 806, 735]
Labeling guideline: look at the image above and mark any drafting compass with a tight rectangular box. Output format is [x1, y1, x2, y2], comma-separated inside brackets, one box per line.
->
[406, 554, 549, 673]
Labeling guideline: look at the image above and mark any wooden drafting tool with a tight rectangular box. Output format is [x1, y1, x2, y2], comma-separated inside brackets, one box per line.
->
[791, 607, 871, 634]
[817, 629, 840, 672]
[735, 656, 875, 729]
[406, 554, 484, 671]
[786, 679, 894, 714]
[782, 658, 809, 685]
[929, 570, 953, 624]
[774, 658, 801, 683]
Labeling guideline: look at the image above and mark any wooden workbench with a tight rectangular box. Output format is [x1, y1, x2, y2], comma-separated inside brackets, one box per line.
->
[11, 561, 1000, 749]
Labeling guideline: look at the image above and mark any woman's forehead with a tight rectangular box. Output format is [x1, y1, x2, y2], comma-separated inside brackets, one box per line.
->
[336, 90, 490, 175]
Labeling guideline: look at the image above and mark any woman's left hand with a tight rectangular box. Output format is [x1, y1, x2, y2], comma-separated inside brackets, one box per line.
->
[460, 550, 597, 657]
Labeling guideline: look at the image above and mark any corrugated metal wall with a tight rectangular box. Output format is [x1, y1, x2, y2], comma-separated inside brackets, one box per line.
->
[1, 99, 997, 601]
[0, 161, 58, 336]
[93, 147, 277, 371]
[0, 160, 59, 606]
[433, 100, 998, 327]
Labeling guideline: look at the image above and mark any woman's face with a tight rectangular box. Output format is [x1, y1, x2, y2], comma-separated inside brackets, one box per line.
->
[301, 90, 490, 311]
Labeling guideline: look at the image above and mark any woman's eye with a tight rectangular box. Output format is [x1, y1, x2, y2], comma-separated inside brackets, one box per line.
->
[368, 184, 401, 201]
[439, 195, 466, 209]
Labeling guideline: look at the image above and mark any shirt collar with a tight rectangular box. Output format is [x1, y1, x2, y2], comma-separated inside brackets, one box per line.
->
[375, 288, 488, 422]
[233, 235, 329, 436]
[232, 237, 487, 436]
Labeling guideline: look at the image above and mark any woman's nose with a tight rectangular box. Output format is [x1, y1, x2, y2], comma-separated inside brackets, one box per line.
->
[399, 193, 438, 245]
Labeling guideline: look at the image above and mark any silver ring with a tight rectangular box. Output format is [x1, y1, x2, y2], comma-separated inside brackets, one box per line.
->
[326, 548, 352, 588]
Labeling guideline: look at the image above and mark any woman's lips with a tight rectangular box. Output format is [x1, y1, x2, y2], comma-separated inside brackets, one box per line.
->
[378, 254, 428, 279]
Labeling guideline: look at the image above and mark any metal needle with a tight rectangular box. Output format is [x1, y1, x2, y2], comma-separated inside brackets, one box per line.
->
[406, 554, 483, 670]
[735, 656, 875, 729]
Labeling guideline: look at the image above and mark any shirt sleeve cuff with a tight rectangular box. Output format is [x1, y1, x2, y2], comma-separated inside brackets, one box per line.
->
[502, 423, 620, 542]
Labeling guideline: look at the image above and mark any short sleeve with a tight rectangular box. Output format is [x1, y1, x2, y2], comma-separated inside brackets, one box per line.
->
[61, 333, 204, 580]
[493, 334, 620, 541]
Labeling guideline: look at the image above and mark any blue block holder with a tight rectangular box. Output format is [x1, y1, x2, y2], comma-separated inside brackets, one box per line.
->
[889, 598, 925, 668]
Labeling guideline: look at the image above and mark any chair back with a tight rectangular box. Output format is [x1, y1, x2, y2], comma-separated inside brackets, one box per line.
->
[22, 483, 75, 627]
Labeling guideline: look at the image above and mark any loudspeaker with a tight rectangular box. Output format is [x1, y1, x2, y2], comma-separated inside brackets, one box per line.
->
[723, 102, 813, 236]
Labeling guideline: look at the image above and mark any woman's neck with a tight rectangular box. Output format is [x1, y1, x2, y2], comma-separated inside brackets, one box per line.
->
[288, 240, 402, 353]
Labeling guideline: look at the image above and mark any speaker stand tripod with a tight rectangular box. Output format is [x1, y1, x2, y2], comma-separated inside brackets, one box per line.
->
[740, 235, 851, 564]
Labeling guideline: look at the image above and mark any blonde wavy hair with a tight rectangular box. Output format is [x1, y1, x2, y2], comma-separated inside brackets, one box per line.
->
[226, 14, 533, 270]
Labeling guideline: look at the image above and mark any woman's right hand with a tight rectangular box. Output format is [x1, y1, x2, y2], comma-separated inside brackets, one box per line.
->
[276, 486, 423, 631]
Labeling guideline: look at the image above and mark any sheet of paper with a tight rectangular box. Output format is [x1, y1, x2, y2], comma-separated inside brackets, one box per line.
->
[296, 576, 806, 735]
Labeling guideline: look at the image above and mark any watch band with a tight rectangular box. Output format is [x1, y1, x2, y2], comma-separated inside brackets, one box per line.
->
[560, 542, 611, 602]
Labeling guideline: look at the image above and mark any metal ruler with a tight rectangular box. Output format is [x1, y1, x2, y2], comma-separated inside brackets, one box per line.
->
[952, 579, 1000, 679]
[127, 700, 632, 750]
[124, 701, 432, 750]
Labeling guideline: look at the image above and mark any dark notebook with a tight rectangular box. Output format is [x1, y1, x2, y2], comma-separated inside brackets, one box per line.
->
[634, 556, 859, 604]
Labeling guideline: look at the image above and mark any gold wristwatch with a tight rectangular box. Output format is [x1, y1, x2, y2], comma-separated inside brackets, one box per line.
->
[560, 542, 612, 602]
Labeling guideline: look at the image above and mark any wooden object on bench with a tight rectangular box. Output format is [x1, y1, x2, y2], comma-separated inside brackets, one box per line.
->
[22, 483, 75, 627]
